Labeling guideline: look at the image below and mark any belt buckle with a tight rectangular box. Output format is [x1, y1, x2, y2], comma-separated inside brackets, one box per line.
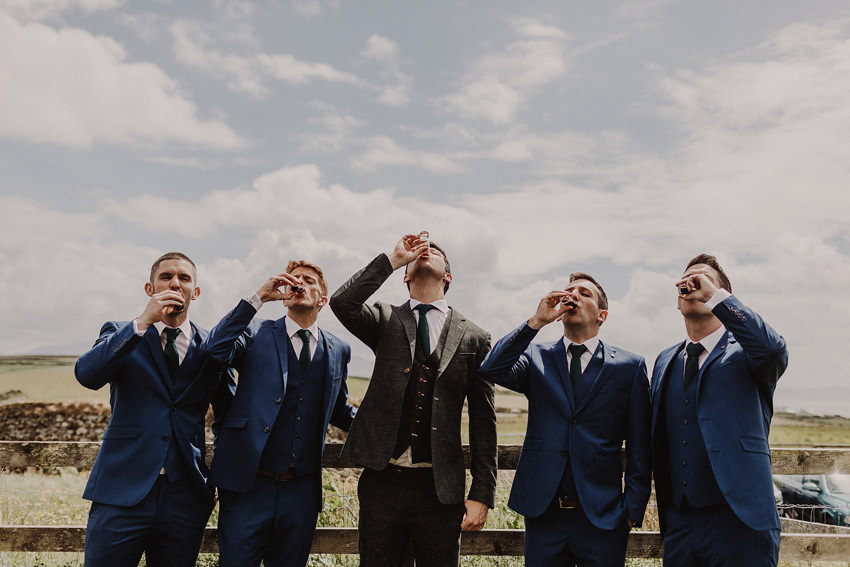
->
[558, 496, 579, 509]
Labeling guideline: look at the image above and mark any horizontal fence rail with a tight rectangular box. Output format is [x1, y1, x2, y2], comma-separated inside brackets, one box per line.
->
[1, 442, 849, 561]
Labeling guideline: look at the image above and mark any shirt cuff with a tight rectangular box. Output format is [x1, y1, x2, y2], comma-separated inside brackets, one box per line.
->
[705, 289, 731, 310]
[132, 318, 145, 337]
[246, 293, 263, 311]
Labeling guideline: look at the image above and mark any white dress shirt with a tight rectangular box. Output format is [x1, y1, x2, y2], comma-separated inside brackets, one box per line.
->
[565, 336, 599, 375]
[408, 298, 449, 355]
[133, 319, 193, 365]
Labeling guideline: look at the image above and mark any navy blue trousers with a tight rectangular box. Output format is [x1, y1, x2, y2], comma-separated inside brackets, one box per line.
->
[217, 473, 321, 567]
[661, 501, 780, 567]
[84, 476, 213, 567]
[524, 501, 631, 567]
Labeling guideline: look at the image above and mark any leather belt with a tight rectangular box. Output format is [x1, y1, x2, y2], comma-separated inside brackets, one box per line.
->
[257, 468, 296, 482]
[557, 496, 582, 509]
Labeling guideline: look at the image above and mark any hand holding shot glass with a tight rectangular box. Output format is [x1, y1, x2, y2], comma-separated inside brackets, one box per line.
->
[255, 272, 306, 303]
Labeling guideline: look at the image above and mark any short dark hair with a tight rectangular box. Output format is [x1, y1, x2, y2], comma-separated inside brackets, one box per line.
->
[286, 259, 328, 296]
[405, 241, 451, 293]
[685, 253, 732, 293]
[568, 272, 608, 311]
[150, 252, 197, 283]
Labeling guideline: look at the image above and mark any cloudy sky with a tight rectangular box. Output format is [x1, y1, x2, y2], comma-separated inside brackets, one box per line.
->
[2, 0, 849, 415]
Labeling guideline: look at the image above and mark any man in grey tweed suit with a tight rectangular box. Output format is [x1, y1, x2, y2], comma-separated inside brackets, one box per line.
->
[330, 233, 497, 567]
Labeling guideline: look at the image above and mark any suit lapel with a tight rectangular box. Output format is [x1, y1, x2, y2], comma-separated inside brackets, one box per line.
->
[172, 324, 202, 402]
[547, 338, 575, 414]
[319, 329, 334, 414]
[398, 303, 418, 363]
[271, 317, 290, 394]
[695, 331, 732, 392]
[651, 342, 685, 430]
[575, 342, 610, 415]
[143, 326, 173, 396]
[436, 309, 464, 378]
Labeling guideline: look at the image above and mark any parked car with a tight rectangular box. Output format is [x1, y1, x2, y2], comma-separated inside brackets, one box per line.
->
[773, 474, 850, 526]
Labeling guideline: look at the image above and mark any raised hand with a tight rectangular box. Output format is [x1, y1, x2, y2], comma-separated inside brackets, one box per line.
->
[256, 273, 304, 303]
[528, 290, 576, 329]
[676, 269, 719, 303]
[388, 234, 429, 270]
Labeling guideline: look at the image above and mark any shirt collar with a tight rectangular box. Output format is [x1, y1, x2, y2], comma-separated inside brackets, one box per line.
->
[408, 298, 449, 315]
[153, 319, 193, 341]
[285, 315, 319, 340]
[565, 335, 599, 356]
[687, 324, 726, 356]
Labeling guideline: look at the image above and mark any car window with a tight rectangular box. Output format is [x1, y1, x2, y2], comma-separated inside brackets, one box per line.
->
[825, 475, 850, 494]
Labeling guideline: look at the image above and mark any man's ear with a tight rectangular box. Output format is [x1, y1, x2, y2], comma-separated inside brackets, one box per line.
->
[145, 282, 154, 297]
[402, 272, 411, 284]
[597, 310, 608, 325]
[443, 272, 453, 284]
[317, 295, 328, 310]
[191, 286, 201, 300]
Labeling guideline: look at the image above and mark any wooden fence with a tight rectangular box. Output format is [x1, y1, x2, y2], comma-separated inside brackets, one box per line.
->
[1, 442, 849, 561]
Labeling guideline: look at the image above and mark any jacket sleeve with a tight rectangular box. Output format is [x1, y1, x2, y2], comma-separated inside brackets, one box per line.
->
[478, 322, 538, 394]
[197, 299, 258, 367]
[712, 295, 788, 387]
[329, 254, 395, 352]
[74, 321, 140, 391]
[624, 357, 652, 527]
[465, 331, 498, 508]
[329, 343, 358, 432]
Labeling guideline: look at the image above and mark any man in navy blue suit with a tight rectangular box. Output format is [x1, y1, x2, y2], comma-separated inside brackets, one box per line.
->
[651, 254, 788, 567]
[200, 260, 357, 567]
[480, 272, 652, 567]
[75, 252, 233, 567]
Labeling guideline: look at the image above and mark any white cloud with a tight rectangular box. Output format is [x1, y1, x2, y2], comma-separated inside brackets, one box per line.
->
[361, 34, 411, 107]
[171, 19, 362, 99]
[351, 136, 463, 174]
[0, 0, 120, 21]
[439, 19, 570, 125]
[0, 13, 245, 148]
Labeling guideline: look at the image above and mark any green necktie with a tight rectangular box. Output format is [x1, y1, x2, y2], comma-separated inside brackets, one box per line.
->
[297, 329, 312, 372]
[163, 328, 181, 374]
[414, 304, 436, 354]
[683, 342, 704, 391]
[568, 343, 587, 387]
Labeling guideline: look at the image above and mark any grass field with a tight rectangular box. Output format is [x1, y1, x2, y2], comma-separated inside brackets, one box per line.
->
[0, 357, 847, 566]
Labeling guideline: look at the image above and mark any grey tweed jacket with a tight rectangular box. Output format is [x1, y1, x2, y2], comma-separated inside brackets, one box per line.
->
[329, 253, 497, 507]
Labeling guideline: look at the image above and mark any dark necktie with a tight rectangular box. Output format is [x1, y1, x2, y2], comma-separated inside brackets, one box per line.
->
[683, 342, 705, 390]
[568, 343, 587, 387]
[297, 329, 312, 372]
[164, 328, 181, 374]
[414, 304, 436, 354]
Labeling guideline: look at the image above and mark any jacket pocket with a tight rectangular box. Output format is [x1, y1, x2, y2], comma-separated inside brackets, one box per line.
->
[103, 425, 141, 439]
[222, 416, 249, 429]
[739, 436, 770, 455]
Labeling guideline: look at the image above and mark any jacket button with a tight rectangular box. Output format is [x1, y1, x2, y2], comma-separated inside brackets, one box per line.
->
[562, 450, 568, 456]
[404, 368, 410, 374]
[264, 426, 270, 433]
[571, 419, 577, 426]
[275, 397, 282, 404]
[162, 434, 170, 441]
[683, 419, 688, 425]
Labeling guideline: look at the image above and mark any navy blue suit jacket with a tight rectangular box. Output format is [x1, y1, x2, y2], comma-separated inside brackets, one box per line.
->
[200, 300, 356, 501]
[650, 294, 788, 533]
[480, 323, 652, 530]
[75, 320, 233, 507]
